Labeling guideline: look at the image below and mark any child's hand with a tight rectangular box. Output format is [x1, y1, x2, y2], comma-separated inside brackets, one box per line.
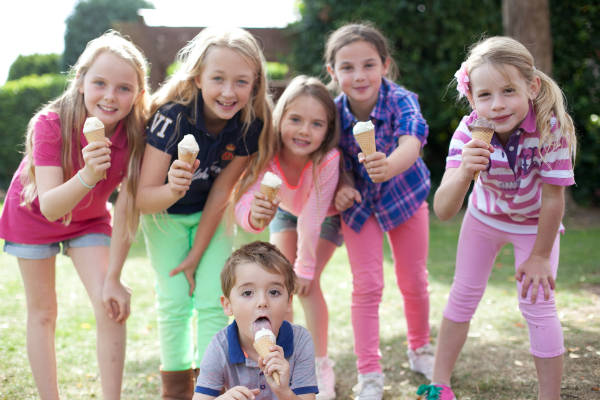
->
[102, 276, 131, 324]
[515, 254, 555, 303]
[360, 151, 390, 183]
[217, 386, 260, 400]
[258, 343, 290, 391]
[295, 276, 313, 296]
[335, 184, 361, 212]
[167, 159, 200, 197]
[459, 139, 494, 180]
[81, 138, 111, 184]
[249, 191, 279, 229]
[169, 254, 200, 296]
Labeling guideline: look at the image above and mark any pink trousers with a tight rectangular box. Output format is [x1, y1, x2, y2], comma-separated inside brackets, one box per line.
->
[342, 202, 431, 373]
[444, 211, 564, 358]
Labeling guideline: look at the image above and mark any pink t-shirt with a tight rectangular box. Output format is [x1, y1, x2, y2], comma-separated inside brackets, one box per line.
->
[446, 108, 575, 234]
[235, 148, 340, 279]
[0, 112, 130, 244]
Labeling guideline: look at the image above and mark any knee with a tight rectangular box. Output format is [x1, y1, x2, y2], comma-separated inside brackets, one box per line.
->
[28, 302, 58, 329]
[445, 285, 483, 321]
[352, 281, 383, 305]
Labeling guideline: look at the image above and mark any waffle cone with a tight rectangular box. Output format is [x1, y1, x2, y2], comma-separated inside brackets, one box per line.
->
[253, 336, 280, 385]
[471, 127, 494, 182]
[256, 184, 280, 229]
[178, 148, 198, 166]
[354, 130, 376, 156]
[83, 128, 107, 179]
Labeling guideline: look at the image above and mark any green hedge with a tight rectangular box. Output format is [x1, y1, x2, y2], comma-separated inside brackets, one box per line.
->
[7, 54, 62, 81]
[287, 0, 599, 205]
[0, 74, 67, 187]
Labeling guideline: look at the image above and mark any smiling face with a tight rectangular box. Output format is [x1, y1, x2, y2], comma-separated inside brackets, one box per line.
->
[79, 51, 140, 136]
[194, 46, 256, 134]
[279, 94, 329, 164]
[221, 262, 292, 352]
[468, 63, 540, 140]
[328, 40, 389, 119]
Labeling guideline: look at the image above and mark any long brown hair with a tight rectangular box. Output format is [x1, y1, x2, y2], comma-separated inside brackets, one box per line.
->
[20, 30, 150, 238]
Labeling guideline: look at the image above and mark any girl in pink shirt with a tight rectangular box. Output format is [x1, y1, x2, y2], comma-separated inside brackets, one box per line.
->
[0, 32, 150, 399]
[235, 75, 340, 400]
[418, 37, 576, 400]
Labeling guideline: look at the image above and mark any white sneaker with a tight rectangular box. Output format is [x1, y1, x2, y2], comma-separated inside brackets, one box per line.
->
[315, 357, 336, 400]
[407, 343, 434, 380]
[352, 372, 384, 400]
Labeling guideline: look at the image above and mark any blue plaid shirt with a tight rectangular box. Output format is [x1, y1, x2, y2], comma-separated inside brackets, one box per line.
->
[337, 78, 430, 233]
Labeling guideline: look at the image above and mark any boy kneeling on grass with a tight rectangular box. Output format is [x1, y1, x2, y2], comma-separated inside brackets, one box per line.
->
[193, 241, 318, 400]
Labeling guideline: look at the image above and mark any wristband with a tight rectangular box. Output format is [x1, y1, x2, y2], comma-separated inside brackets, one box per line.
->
[77, 170, 95, 189]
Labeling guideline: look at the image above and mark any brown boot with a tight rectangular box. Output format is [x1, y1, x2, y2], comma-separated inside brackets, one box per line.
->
[161, 369, 194, 400]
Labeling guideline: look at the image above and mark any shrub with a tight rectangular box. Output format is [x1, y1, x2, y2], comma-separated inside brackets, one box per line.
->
[7, 54, 62, 81]
[0, 74, 67, 187]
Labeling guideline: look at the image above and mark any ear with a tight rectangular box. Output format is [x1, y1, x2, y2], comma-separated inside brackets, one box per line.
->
[194, 74, 202, 90]
[528, 75, 541, 100]
[326, 64, 337, 82]
[466, 92, 475, 110]
[286, 293, 293, 314]
[135, 88, 145, 103]
[382, 57, 391, 76]
[221, 295, 234, 317]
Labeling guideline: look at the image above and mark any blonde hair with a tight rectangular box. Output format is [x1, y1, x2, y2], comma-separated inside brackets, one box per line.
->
[324, 22, 398, 92]
[151, 27, 273, 204]
[20, 30, 150, 238]
[460, 36, 576, 160]
[221, 241, 295, 299]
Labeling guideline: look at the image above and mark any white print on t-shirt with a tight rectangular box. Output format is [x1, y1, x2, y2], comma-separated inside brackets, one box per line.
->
[192, 164, 222, 181]
[150, 113, 173, 138]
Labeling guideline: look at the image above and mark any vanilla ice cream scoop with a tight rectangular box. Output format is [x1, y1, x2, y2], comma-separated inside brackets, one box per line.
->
[352, 120, 375, 136]
[177, 134, 199, 165]
[254, 328, 276, 342]
[261, 171, 282, 189]
[83, 116, 104, 133]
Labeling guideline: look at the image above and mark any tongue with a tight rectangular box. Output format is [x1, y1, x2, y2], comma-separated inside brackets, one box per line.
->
[252, 318, 272, 333]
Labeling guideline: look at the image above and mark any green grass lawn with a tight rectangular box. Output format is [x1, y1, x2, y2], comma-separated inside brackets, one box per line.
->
[0, 212, 599, 399]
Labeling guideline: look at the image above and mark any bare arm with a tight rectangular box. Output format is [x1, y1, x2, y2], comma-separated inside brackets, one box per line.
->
[103, 181, 136, 323]
[433, 138, 494, 220]
[37, 140, 110, 221]
[170, 155, 250, 295]
[361, 135, 421, 183]
[515, 183, 564, 302]
[136, 144, 198, 214]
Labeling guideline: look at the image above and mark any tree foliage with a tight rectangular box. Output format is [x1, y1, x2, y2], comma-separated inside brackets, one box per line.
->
[287, 0, 599, 204]
[62, 0, 152, 70]
[7, 54, 62, 81]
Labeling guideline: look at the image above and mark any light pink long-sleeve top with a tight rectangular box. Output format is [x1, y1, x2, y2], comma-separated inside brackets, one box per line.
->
[235, 148, 340, 279]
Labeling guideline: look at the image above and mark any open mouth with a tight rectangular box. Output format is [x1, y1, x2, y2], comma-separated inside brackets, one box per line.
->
[293, 138, 310, 146]
[98, 104, 117, 113]
[252, 316, 272, 333]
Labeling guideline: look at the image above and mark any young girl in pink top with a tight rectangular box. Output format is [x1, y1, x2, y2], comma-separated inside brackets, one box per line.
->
[0, 31, 149, 399]
[235, 75, 340, 400]
[417, 37, 577, 400]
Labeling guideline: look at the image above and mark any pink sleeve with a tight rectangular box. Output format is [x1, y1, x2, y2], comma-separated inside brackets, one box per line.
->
[234, 170, 265, 233]
[294, 150, 340, 280]
[33, 113, 63, 167]
[445, 115, 472, 170]
[539, 132, 575, 186]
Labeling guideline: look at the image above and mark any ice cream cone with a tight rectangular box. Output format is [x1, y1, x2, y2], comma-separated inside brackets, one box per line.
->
[353, 120, 376, 156]
[256, 172, 282, 229]
[253, 334, 280, 385]
[177, 134, 199, 167]
[83, 117, 107, 179]
[469, 118, 495, 182]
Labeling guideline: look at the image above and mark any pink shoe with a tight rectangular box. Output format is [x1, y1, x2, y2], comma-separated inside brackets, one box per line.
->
[416, 384, 456, 400]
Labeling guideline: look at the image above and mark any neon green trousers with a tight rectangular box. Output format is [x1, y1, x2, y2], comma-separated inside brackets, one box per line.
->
[141, 212, 230, 371]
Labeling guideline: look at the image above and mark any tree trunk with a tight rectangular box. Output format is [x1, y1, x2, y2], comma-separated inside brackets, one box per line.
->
[502, 0, 552, 75]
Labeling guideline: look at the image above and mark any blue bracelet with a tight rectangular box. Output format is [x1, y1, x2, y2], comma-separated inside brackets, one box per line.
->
[77, 170, 95, 189]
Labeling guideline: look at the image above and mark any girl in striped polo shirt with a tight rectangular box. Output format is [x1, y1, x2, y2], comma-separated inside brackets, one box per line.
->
[418, 37, 577, 400]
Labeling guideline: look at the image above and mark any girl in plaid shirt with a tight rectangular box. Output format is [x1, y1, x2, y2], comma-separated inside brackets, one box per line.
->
[325, 23, 433, 399]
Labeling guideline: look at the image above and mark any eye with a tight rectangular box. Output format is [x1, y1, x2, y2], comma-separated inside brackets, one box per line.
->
[340, 65, 352, 71]
[119, 86, 132, 92]
[313, 121, 324, 128]
[269, 288, 282, 297]
[93, 80, 105, 87]
[241, 289, 253, 297]
[365, 62, 375, 68]
[477, 92, 490, 99]
[237, 79, 249, 86]
[289, 116, 300, 123]
[504, 87, 515, 94]
[212, 76, 223, 82]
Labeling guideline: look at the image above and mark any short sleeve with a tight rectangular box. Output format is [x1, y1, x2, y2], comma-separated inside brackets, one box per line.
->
[290, 326, 318, 395]
[391, 91, 428, 145]
[445, 115, 474, 170]
[145, 103, 184, 156]
[33, 113, 63, 167]
[539, 130, 575, 186]
[234, 118, 263, 156]
[195, 336, 227, 397]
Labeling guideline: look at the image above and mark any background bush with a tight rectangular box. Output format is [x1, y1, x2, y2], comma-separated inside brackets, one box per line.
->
[7, 54, 62, 81]
[287, 0, 599, 204]
[0, 74, 67, 187]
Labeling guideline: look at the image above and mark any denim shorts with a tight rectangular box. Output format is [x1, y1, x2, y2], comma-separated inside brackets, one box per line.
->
[269, 207, 343, 246]
[3, 233, 111, 260]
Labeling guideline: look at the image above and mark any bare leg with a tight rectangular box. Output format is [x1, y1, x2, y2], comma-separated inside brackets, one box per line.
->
[18, 257, 60, 400]
[297, 238, 336, 357]
[431, 317, 470, 386]
[70, 246, 125, 400]
[534, 354, 562, 400]
[271, 231, 298, 323]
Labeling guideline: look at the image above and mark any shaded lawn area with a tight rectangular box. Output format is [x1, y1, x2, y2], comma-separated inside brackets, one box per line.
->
[0, 211, 598, 399]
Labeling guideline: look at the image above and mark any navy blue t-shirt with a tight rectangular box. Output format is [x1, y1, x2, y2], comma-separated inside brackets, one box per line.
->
[146, 95, 262, 214]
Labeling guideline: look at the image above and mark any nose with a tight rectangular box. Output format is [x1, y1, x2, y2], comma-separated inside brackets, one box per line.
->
[256, 292, 269, 309]
[491, 95, 504, 111]
[222, 81, 234, 97]
[104, 87, 116, 102]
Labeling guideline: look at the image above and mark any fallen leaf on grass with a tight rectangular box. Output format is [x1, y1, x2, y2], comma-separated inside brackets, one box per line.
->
[514, 360, 523, 366]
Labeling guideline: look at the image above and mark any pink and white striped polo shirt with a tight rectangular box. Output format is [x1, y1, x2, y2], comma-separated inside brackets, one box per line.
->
[446, 107, 575, 234]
